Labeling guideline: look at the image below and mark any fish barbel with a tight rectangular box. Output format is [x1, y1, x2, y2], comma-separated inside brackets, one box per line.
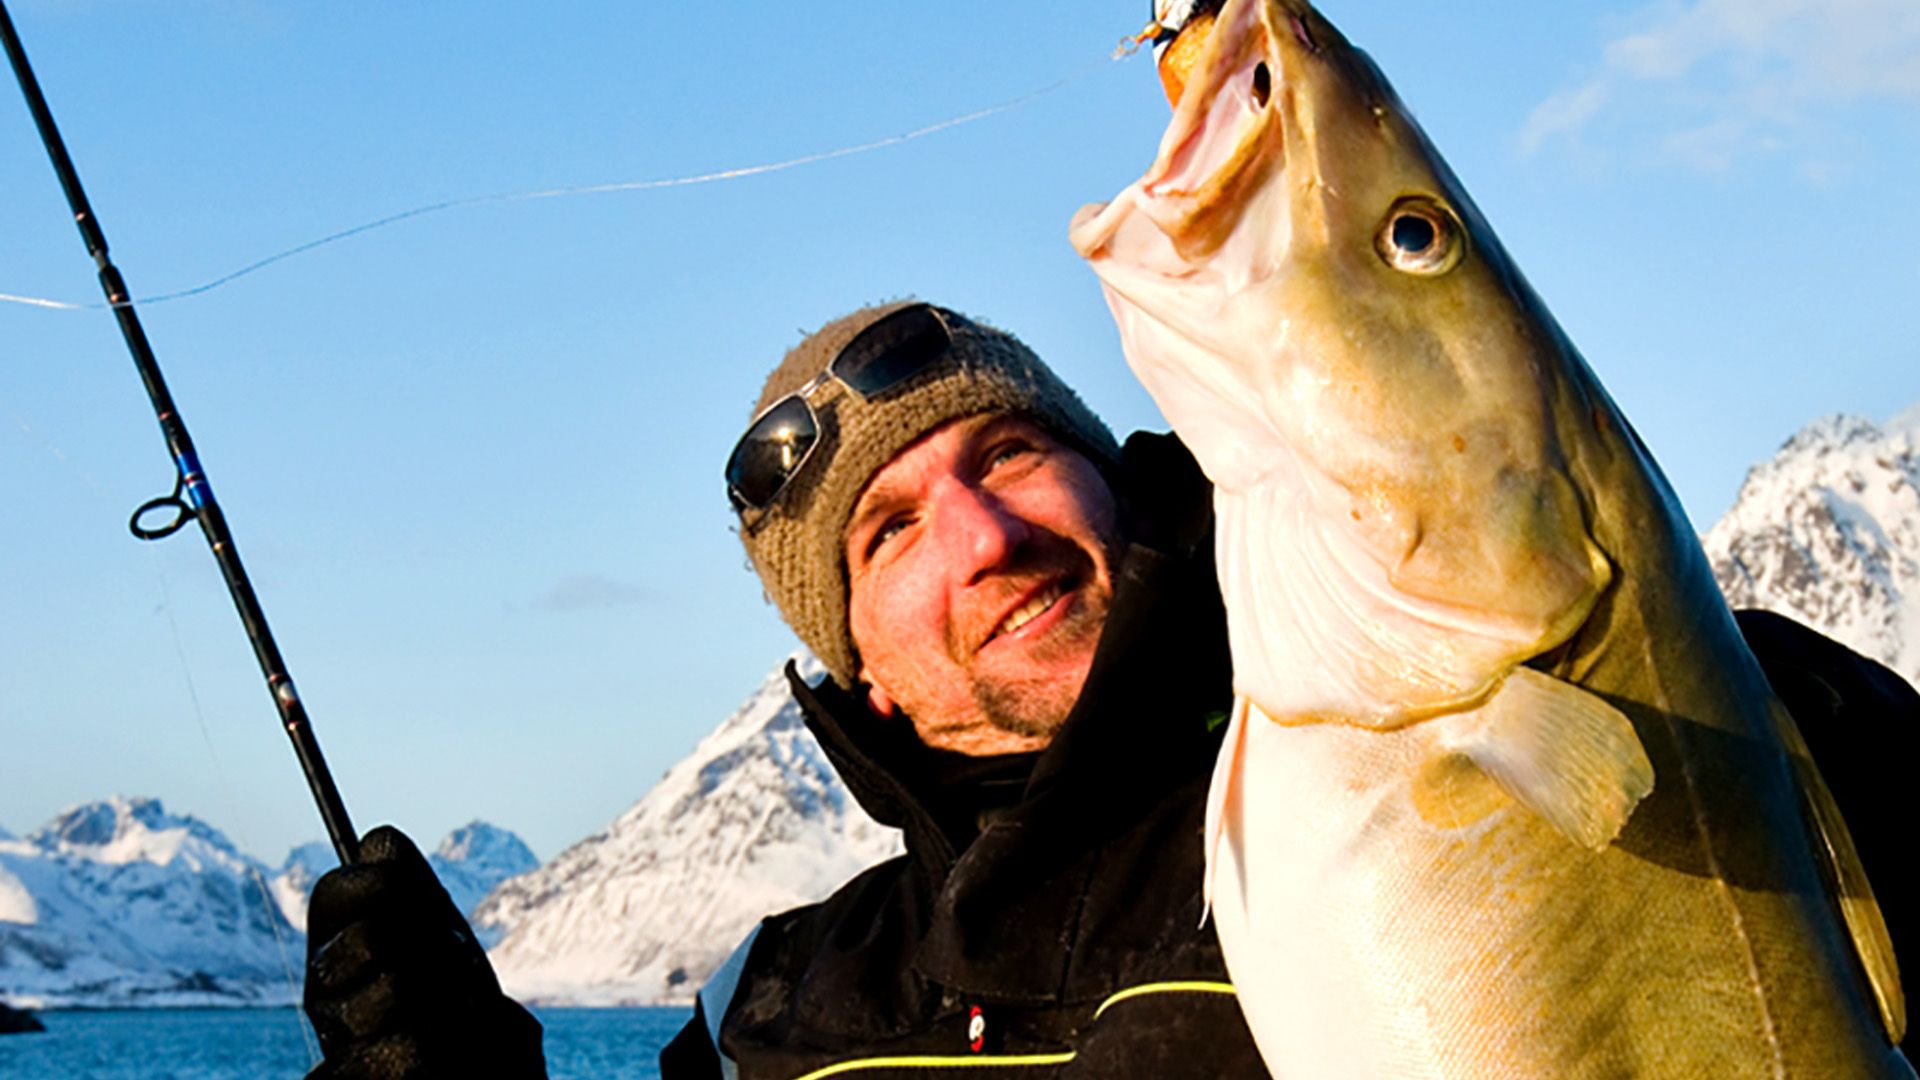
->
[1070, 0, 1913, 1076]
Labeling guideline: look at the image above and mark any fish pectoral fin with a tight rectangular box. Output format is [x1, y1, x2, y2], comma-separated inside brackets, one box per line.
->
[1202, 696, 1253, 927]
[1770, 698, 1906, 1044]
[1448, 667, 1654, 851]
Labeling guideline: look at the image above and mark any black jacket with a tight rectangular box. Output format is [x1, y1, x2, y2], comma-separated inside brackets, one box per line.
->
[662, 433, 1268, 1078]
[661, 434, 1920, 1078]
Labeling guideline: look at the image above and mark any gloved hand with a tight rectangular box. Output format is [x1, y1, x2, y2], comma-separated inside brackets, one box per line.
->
[303, 825, 547, 1079]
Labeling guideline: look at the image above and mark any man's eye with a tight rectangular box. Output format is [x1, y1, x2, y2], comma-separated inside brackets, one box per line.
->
[985, 440, 1033, 471]
[866, 515, 912, 558]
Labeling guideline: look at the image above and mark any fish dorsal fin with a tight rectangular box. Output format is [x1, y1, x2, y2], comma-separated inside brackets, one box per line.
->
[1769, 698, 1906, 1043]
[1202, 696, 1253, 926]
[1446, 667, 1654, 851]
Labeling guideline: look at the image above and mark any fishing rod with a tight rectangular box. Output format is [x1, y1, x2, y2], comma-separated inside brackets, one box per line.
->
[2, 2, 359, 865]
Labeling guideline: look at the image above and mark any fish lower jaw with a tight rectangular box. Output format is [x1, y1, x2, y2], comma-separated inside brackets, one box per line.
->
[1069, 194, 1134, 258]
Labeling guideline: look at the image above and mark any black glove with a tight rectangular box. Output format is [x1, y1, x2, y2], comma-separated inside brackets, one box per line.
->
[303, 825, 547, 1079]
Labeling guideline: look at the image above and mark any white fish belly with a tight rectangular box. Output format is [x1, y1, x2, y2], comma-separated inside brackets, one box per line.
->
[1208, 706, 1912, 1079]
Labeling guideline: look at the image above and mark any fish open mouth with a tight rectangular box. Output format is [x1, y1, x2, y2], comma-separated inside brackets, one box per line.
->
[1147, 56, 1269, 202]
[1128, 0, 1294, 260]
[1070, 12, 1283, 262]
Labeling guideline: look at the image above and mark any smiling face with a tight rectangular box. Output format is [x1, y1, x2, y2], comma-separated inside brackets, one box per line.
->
[844, 413, 1122, 755]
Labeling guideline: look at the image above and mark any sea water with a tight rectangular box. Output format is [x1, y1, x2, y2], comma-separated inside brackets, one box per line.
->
[0, 1005, 690, 1079]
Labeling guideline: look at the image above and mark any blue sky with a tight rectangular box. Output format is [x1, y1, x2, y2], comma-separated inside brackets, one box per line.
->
[3, 0, 1916, 864]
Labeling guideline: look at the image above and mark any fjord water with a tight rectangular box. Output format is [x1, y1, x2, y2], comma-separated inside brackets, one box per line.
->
[0, 1006, 690, 1078]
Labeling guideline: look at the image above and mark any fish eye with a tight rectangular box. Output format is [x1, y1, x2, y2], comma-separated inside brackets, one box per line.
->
[1375, 198, 1462, 275]
[1251, 62, 1272, 108]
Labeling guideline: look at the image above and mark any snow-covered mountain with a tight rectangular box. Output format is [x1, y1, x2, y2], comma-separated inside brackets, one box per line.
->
[0, 803, 536, 1010]
[1705, 408, 1920, 685]
[0, 656, 888, 1010]
[430, 823, 538, 947]
[268, 841, 337, 934]
[259, 818, 533, 930]
[480, 652, 903, 1006]
[0, 797, 303, 1008]
[264, 823, 535, 937]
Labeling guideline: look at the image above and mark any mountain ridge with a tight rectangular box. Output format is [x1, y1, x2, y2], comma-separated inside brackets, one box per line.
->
[1705, 409, 1919, 684]
[0, 799, 531, 1009]
[479, 653, 903, 1006]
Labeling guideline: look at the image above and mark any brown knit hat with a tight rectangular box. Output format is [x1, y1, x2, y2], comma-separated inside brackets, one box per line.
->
[735, 300, 1120, 689]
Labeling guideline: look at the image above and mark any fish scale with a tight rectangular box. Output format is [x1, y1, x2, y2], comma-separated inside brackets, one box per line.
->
[1072, 0, 1914, 1074]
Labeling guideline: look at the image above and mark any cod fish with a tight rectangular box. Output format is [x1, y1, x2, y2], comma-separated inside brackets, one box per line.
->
[1070, 0, 1914, 1076]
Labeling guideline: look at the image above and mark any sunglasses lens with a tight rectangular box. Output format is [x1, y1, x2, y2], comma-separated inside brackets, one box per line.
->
[726, 306, 953, 516]
[726, 396, 820, 511]
[831, 304, 951, 397]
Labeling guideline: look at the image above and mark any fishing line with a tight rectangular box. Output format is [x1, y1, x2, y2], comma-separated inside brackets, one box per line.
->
[149, 552, 321, 1066]
[2, 399, 97, 485]
[0, 53, 1125, 314]
[0, 289, 76, 310]
[5, 395, 317, 1060]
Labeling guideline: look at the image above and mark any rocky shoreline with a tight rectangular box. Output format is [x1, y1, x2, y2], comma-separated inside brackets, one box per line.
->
[0, 999, 45, 1034]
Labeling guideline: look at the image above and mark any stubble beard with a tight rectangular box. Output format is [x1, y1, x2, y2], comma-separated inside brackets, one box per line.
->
[969, 583, 1109, 739]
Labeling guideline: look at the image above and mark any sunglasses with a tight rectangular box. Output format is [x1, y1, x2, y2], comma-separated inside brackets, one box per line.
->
[725, 303, 955, 515]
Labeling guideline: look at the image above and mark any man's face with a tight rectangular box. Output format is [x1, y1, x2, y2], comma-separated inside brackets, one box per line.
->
[845, 414, 1121, 755]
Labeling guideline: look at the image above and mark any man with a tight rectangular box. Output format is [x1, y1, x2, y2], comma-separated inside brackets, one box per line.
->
[665, 299, 1269, 1075]
[301, 301, 1917, 1078]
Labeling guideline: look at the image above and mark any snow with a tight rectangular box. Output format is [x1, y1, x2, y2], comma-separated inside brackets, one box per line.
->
[269, 841, 337, 932]
[480, 651, 903, 1006]
[1704, 408, 1920, 686]
[0, 797, 302, 1009]
[429, 822, 538, 946]
[0, 858, 40, 926]
[0, 652, 893, 1011]
[0, 801, 538, 1009]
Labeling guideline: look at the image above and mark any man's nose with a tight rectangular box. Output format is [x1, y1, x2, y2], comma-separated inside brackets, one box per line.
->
[928, 476, 1030, 582]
